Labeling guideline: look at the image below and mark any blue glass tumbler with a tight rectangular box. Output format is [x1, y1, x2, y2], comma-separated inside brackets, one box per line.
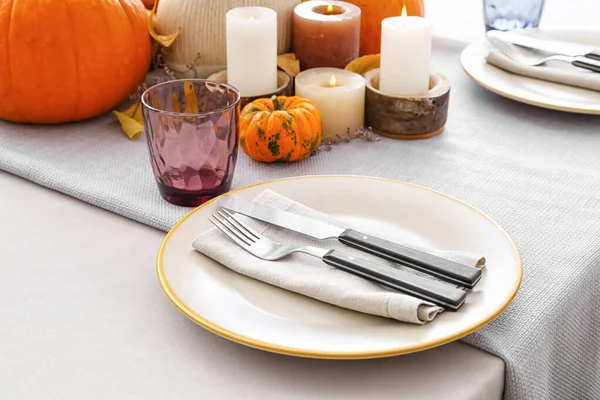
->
[483, 0, 545, 31]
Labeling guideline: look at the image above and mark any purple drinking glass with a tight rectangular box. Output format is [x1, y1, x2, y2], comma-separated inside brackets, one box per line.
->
[141, 79, 241, 207]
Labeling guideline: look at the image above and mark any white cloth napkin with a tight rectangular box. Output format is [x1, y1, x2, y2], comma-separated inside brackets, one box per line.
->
[485, 47, 600, 92]
[192, 189, 485, 325]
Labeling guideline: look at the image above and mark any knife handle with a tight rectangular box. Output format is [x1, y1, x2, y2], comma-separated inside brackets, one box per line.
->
[585, 53, 600, 62]
[572, 56, 600, 73]
[338, 229, 482, 289]
[322, 250, 466, 311]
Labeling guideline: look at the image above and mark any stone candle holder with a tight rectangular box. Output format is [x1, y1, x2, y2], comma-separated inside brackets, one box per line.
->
[207, 69, 294, 110]
[364, 69, 450, 140]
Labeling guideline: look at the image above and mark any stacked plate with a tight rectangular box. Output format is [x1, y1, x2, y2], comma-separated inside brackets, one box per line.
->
[461, 27, 600, 114]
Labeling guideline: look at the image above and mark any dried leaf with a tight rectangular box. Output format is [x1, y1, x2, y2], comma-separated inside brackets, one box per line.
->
[148, 1, 180, 48]
[183, 82, 199, 113]
[277, 53, 300, 77]
[113, 102, 144, 140]
[345, 54, 381, 76]
[171, 93, 181, 113]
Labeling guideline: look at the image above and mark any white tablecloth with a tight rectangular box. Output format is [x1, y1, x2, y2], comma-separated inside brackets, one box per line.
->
[0, 171, 504, 400]
[1, 1, 600, 398]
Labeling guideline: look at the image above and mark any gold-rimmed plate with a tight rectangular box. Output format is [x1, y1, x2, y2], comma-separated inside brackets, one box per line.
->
[157, 175, 522, 359]
[461, 27, 600, 114]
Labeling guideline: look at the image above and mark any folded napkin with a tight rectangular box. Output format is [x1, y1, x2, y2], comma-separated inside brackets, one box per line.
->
[192, 190, 485, 325]
[485, 47, 600, 92]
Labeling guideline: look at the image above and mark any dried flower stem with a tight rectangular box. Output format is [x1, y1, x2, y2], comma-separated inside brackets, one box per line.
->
[312, 126, 380, 156]
[130, 48, 204, 101]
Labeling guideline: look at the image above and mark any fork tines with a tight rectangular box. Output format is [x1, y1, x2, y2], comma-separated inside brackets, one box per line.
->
[209, 209, 260, 246]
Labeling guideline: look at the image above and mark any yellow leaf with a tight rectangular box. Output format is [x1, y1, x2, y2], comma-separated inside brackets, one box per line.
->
[148, 1, 180, 48]
[345, 54, 381, 76]
[183, 81, 199, 113]
[113, 102, 145, 140]
[277, 53, 300, 77]
[172, 93, 181, 113]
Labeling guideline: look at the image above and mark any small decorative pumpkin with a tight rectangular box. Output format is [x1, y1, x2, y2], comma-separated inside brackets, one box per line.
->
[0, 0, 151, 124]
[240, 96, 322, 163]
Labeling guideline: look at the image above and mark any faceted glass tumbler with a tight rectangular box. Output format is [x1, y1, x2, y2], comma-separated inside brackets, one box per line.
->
[483, 0, 545, 31]
[141, 79, 240, 207]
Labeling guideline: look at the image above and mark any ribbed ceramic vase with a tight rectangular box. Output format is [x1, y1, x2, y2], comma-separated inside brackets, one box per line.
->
[155, 0, 300, 78]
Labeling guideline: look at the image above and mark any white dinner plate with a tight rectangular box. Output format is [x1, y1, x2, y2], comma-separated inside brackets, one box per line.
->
[461, 27, 600, 114]
[157, 175, 522, 359]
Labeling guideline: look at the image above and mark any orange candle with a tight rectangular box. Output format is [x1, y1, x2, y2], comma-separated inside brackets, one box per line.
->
[293, 1, 361, 70]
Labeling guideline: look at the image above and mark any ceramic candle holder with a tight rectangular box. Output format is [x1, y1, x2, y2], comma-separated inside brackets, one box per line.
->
[364, 68, 450, 140]
[207, 69, 294, 110]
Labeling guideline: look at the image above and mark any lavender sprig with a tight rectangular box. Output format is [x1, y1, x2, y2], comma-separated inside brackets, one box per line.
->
[313, 126, 380, 155]
[129, 82, 149, 100]
[129, 49, 203, 102]
[355, 126, 380, 142]
[183, 53, 203, 79]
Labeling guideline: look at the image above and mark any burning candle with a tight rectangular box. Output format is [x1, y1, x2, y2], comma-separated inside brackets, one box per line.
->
[293, 1, 361, 70]
[226, 7, 278, 96]
[295, 67, 365, 141]
[379, 6, 432, 96]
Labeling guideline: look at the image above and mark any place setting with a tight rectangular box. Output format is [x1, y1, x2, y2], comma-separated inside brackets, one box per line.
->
[158, 175, 522, 358]
[461, 0, 600, 114]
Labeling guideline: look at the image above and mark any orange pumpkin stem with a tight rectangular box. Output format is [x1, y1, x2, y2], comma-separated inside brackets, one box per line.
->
[271, 95, 286, 111]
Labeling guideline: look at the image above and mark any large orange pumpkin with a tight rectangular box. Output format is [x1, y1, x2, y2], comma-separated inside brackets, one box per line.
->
[240, 96, 322, 163]
[0, 0, 152, 124]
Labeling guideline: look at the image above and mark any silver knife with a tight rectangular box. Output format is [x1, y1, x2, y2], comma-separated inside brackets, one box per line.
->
[216, 195, 482, 289]
[496, 31, 600, 61]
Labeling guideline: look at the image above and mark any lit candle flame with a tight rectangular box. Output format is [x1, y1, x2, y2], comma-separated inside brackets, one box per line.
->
[401, 4, 407, 17]
[327, 4, 333, 13]
[329, 75, 337, 87]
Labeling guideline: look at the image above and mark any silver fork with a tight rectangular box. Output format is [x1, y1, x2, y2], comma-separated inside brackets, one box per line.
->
[209, 209, 467, 311]
[487, 33, 600, 73]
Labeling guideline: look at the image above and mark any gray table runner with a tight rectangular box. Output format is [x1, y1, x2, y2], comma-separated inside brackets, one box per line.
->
[1, 38, 599, 399]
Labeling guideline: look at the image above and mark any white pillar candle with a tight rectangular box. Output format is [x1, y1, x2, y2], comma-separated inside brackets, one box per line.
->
[379, 9, 432, 96]
[295, 67, 365, 141]
[226, 7, 278, 97]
